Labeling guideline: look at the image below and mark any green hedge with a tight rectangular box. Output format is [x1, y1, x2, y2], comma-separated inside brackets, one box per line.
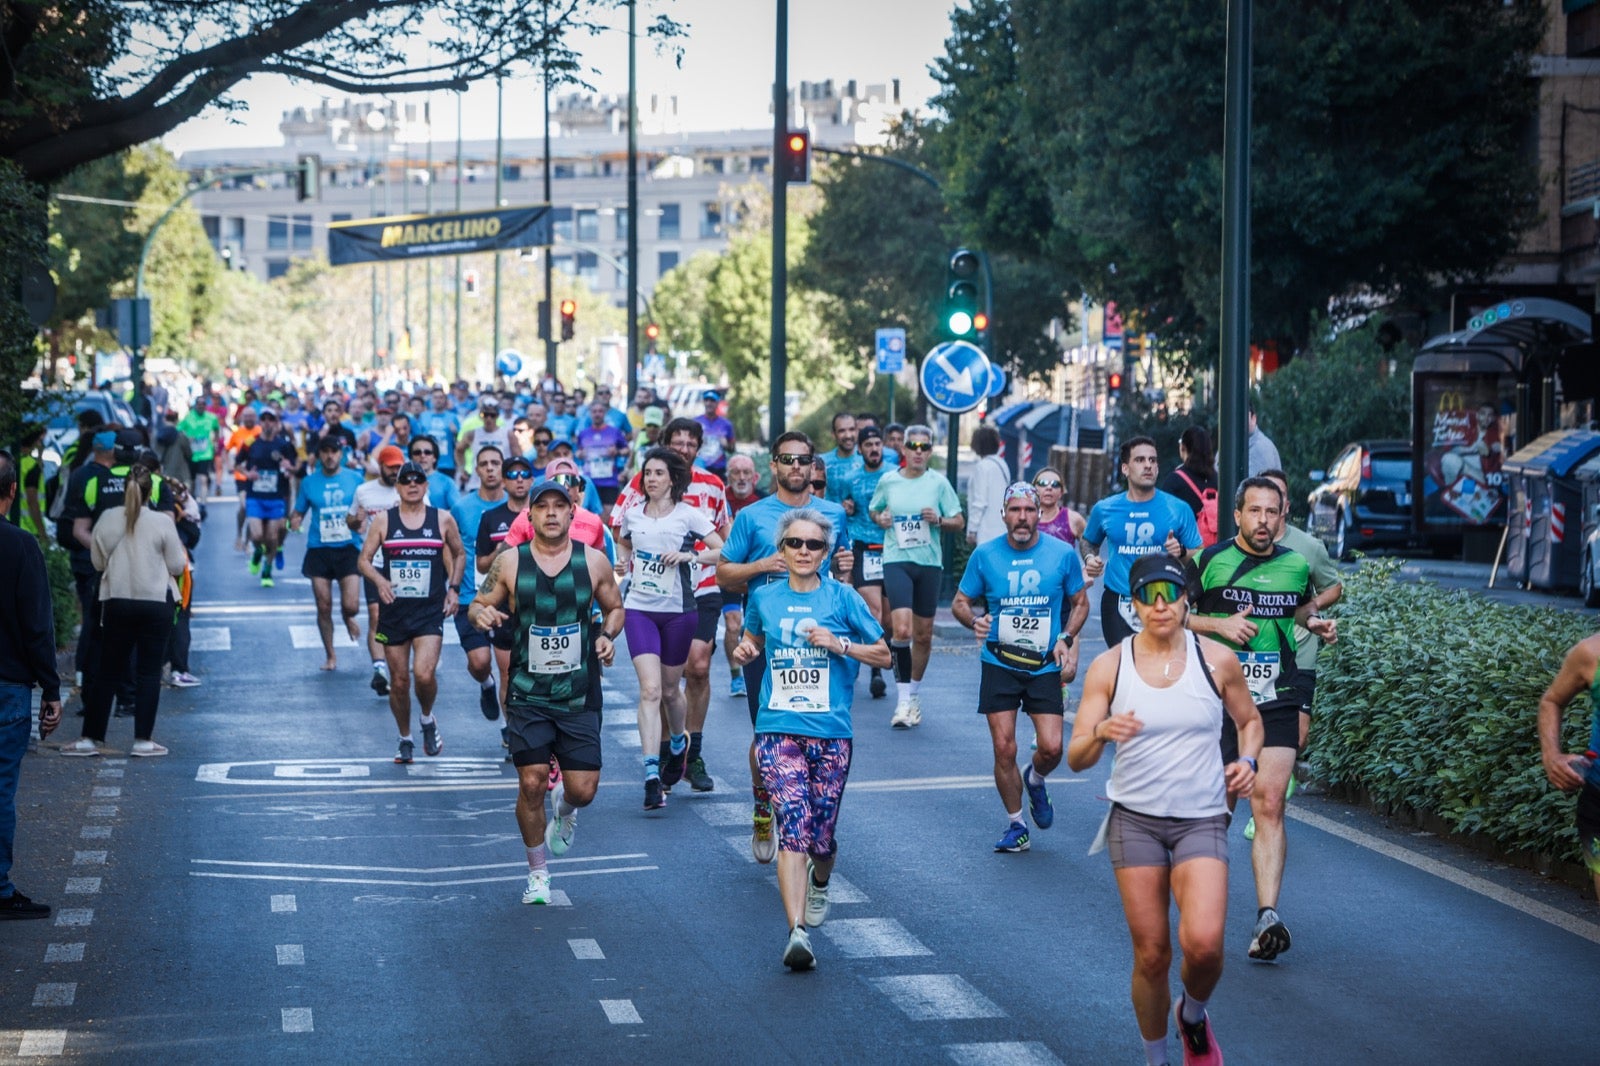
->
[44, 543, 79, 649]
[1309, 559, 1594, 862]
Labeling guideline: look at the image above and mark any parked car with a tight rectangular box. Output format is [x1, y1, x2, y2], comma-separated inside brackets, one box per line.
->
[1306, 439, 1414, 559]
[30, 388, 140, 473]
[1578, 516, 1600, 607]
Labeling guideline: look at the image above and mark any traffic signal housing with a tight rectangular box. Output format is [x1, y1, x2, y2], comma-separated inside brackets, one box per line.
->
[783, 131, 811, 185]
[463, 269, 481, 298]
[1108, 370, 1123, 400]
[560, 299, 577, 341]
[944, 248, 981, 338]
[645, 322, 660, 352]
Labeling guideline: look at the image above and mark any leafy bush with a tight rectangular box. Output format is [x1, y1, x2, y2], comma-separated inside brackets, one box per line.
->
[43, 543, 80, 648]
[1310, 558, 1594, 860]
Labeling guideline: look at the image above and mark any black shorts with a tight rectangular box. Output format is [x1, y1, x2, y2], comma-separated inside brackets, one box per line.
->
[978, 660, 1065, 717]
[454, 607, 490, 653]
[1576, 782, 1600, 875]
[188, 458, 212, 482]
[375, 607, 445, 646]
[695, 593, 723, 643]
[883, 561, 940, 616]
[851, 540, 885, 589]
[302, 546, 359, 582]
[1100, 589, 1138, 646]
[1299, 669, 1317, 713]
[504, 704, 602, 771]
[364, 576, 380, 606]
[1220, 702, 1303, 763]
[597, 484, 620, 507]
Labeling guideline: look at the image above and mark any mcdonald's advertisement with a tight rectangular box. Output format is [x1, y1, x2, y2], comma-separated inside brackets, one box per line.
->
[1419, 375, 1508, 527]
[328, 204, 551, 266]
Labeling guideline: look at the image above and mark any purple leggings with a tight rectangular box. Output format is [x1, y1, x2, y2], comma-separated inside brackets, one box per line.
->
[755, 733, 853, 858]
[622, 608, 697, 667]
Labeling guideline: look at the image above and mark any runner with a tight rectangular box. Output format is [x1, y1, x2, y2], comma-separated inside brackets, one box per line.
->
[176, 403, 220, 507]
[318, 398, 360, 458]
[448, 446, 509, 729]
[476, 454, 535, 725]
[615, 447, 724, 810]
[406, 434, 456, 510]
[508, 458, 613, 560]
[817, 412, 862, 506]
[726, 454, 765, 516]
[1185, 476, 1337, 964]
[415, 389, 461, 481]
[352, 445, 404, 696]
[577, 400, 627, 518]
[694, 390, 736, 479]
[224, 407, 260, 551]
[718, 432, 851, 862]
[289, 436, 366, 670]
[722, 454, 765, 697]
[731, 506, 890, 969]
[868, 424, 965, 728]
[235, 410, 297, 588]
[467, 476, 625, 905]
[1079, 436, 1203, 646]
[1067, 553, 1263, 1066]
[1033, 467, 1085, 544]
[456, 400, 510, 490]
[951, 483, 1089, 853]
[1538, 631, 1600, 900]
[842, 425, 892, 699]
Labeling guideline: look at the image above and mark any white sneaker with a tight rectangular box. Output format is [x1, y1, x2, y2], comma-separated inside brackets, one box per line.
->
[130, 740, 169, 757]
[751, 808, 777, 864]
[522, 869, 551, 905]
[170, 672, 202, 688]
[545, 786, 577, 856]
[890, 702, 912, 729]
[906, 695, 922, 727]
[804, 860, 830, 927]
[782, 925, 815, 970]
[59, 738, 100, 758]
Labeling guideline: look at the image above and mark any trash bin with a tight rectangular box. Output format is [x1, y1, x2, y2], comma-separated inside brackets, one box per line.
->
[1501, 432, 1569, 587]
[1526, 430, 1600, 590]
[991, 403, 1106, 484]
[989, 401, 1040, 481]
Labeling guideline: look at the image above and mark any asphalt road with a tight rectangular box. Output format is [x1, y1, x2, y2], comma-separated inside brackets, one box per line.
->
[3, 513, 1599, 1064]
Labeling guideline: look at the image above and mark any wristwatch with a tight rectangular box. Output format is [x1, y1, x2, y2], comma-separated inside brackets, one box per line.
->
[1058, 631, 1075, 648]
[1239, 756, 1258, 773]
[449, 584, 461, 592]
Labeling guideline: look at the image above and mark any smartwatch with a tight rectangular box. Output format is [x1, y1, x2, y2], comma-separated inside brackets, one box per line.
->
[1239, 756, 1258, 773]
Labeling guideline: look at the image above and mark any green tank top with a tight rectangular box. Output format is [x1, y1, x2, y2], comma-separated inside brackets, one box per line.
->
[1193, 541, 1312, 710]
[508, 542, 595, 714]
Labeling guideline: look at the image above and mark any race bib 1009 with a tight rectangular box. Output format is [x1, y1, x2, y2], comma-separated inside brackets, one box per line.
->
[769, 649, 829, 714]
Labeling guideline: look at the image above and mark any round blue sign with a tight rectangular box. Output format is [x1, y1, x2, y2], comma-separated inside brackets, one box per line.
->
[496, 349, 523, 377]
[920, 340, 991, 414]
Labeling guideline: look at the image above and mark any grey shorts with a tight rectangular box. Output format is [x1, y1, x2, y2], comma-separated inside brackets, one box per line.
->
[1107, 805, 1230, 870]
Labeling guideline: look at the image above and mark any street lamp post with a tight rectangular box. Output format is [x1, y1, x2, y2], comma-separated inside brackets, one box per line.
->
[1217, 0, 1252, 539]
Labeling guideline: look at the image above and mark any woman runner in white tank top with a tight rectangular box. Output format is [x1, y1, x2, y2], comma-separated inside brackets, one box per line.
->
[1068, 554, 1262, 1066]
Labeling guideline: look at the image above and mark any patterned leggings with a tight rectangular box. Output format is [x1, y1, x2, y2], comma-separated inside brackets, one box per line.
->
[754, 733, 853, 858]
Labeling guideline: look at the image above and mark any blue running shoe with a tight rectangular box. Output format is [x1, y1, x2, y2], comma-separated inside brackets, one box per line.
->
[994, 823, 1030, 853]
[730, 673, 747, 697]
[1023, 766, 1054, 829]
[274, 549, 285, 571]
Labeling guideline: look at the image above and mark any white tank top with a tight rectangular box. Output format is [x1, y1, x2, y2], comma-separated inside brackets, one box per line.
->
[1105, 634, 1228, 818]
[464, 426, 512, 489]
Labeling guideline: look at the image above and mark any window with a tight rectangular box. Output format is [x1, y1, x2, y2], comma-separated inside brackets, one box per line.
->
[657, 250, 679, 277]
[551, 206, 574, 241]
[700, 202, 722, 239]
[576, 252, 599, 288]
[331, 212, 353, 224]
[292, 214, 313, 251]
[267, 259, 291, 280]
[267, 216, 289, 251]
[224, 217, 245, 244]
[750, 155, 769, 173]
[553, 163, 575, 179]
[702, 156, 724, 175]
[202, 216, 220, 249]
[657, 203, 680, 240]
[553, 254, 575, 276]
[502, 164, 522, 182]
[614, 208, 629, 241]
[576, 208, 599, 242]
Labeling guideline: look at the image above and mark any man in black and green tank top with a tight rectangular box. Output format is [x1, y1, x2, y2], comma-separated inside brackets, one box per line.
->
[469, 477, 625, 906]
[1187, 477, 1338, 964]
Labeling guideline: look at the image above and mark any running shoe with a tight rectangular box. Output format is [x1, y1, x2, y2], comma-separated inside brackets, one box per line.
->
[661, 738, 688, 789]
[478, 683, 500, 720]
[782, 925, 815, 971]
[0, 889, 51, 920]
[545, 785, 576, 856]
[994, 823, 1031, 853]
[421, 720, 442, 757]
[890, 701, 913, 729]
[274, 549, 285, 571]
[1247, 907, 1291, 961]
[804, 860, 830, 927]
[130, 740, 169, 757]
[501, 726, 510, 749]
[248, 549, 263, 575]
[730, 674, 747, 698]
[522, 870, 552, 905]
[260, 574, 274, 589]
[685, 755, 715, 792]
[906, 694, 922, 727]
[371, 665, 390, 697]
[751, 808, 777, 863]
[644, 777, 666, 810]
[170, 671, 202, 688]
[1024, 766, 1054, 829]
[548, 757, 561, 791]
[1243, 816, 1256, 841]
[1175, 995, 1224, 1065]
[59, 738, 100, 758]
[395, 738, 414, 764]
[869, 670, 886, 700]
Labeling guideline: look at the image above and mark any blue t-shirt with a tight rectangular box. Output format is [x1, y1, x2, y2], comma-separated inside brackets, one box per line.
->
[745, 578, 884, 739]
[450, 490, 508, 596]
[1082, 490, 1202, 595]
[844, 462, 892, 545]
[546, 413, 578, 441]
[818, 448, 864, 506]
[720, 494, 850, 594]
[415, 411, 461, 471]
[426, 471, 458, 510]
[294, 469, 365, 549]
[958, 535, 1086, 675]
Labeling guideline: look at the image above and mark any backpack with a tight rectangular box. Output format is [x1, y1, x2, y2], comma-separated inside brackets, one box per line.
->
[1175, 468, 1219, 547]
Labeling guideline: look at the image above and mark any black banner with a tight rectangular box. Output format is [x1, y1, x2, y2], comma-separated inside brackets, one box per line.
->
[328, 204, 551, 266]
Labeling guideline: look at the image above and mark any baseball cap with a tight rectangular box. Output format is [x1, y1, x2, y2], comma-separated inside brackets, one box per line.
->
[91, 429, 118, 450]
[548, 438, 575, 453]
[544, 457, 581, 477]
[1128, 554, 1191, 597]
[315, 435, 343, 452]
[643, 406, 665, 426]
[503, 455, 533, 473]
[858, 425, 883, 442]
[396, 461, 428, 482]
[530, 477, 573, 504]
[376, 445, 406, 466]
[702, 390, 721, 402]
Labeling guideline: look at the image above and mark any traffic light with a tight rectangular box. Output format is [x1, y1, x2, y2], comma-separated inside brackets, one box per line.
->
[645, 322, 660, 352]
[463, 269, 480, 297]
[783, 130, 811, 185]
[560, 299, 577, 341]
[296, 154, 320, 201]
[1107, 370, 1123, 400]
[944, 248, 980, 338]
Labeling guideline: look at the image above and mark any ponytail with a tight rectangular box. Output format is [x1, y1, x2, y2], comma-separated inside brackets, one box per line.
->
[123, 465, 152, 536]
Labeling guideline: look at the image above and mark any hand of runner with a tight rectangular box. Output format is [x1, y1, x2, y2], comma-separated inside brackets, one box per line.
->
[471, 601, 508, 632]
[805, 627, 845, 655]
[661, 550, 695, 566]
[1055, 640, 1080, 681]
[1083, 554, 1105, 580]
[1098, 709, 1143, 743]
[970, 613, 991, 643]
[1213, 605, 1259, 644]
[871, 510, 891, 530]
[1164, 531, 1183, 557]
[1306, 615, 1337, 645]
[731, 634, 760, 666]
[594, 633, 616, 667]
[1543, 750, 1588, 793]
[442, 588, 459, 618]
[763, 553, 787, 574]
[1225, 757, 1256, 798]
[920, 506, 940, 523]
[842, 498, 856, 515]
[832, 546, 853, 578]
[373, 577, 395, 605]
[38, 699, 61, 740]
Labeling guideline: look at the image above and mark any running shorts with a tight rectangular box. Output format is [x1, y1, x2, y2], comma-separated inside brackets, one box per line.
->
[246, 497, 288, 522]
[694, 593, 723, 643]
[754, 733, 853, 858]
[301, 546, 359, 582]
[505, 704, 602, 771]
[623, 608, 696, 667]
[1221, 703, 1301, 763]
[978, 661, 1064, 717]
[1107, 805, 1230, 870]
[374, 605, 445, 645]
[883, 561, 940, 616]
[453, 608, 491, 653]
[850, 540, 886, 589]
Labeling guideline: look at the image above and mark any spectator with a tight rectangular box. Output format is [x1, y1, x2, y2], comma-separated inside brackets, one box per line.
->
[965, 424, 1009, 545]
[1248, 401, 1282, 478]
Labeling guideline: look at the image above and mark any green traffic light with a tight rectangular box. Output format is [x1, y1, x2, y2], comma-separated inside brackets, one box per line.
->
[947, 310, 974, 336]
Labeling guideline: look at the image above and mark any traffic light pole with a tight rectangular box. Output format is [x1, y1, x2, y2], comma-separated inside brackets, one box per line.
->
[769, 0, 789, 441]
[1217, 0, 1252, 540]
[626, 0, 640, 398]
[544, 6, 558, 380]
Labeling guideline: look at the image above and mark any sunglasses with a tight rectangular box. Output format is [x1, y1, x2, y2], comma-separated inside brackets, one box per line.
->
[810, 480, 827, 491]
[550, 474, 584, 490]
[534, 437, 552, 445]
[1033, 479, 1062, 489]
[1132, 580, 1185, 606]
[504, 469, 533, 481]
[904, 441, 933, 452]
[781, 537, 828, 551]
[410, 449, 436, 457]
[774, 453, 815, 466]
[397, 475, 427, 486]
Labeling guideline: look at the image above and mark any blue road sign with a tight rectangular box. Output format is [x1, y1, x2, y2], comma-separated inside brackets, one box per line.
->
[496, 349, 523, 377]
[920, 340, 991, 414]
[986, 363, 1008, 398]
[875, 327, 906, 373]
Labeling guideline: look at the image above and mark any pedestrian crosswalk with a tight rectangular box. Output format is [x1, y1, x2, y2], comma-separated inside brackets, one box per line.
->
[185, 624, 462, 651]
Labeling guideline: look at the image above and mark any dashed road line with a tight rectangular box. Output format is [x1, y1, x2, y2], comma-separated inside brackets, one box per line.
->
[85, 806, 117, 818]
[280, 1007, 314, 1033]
[79, 826, 111, 840]
[568, 938, 605, 960]
[696, 803, 752, 826]
[72, 851, 106, 865]
[871, 975, 1006, 1021]
[31, 984, 76, 1007]
[89, 787, 120, 799]
[94, 768, 123, 779]
[43, 944, 84, 963]
[276, 944, 305, 966]
[64, 878, 100, 895]
[818, 918, 931, 958]
[16, 1030, 67, 1056]
[53, 909, 92, 927]
[599, 999, 642, 1024]
[945, 1042, 1064, 1065]
[270, 894, 298, 913]
[188, 627, 232, 651]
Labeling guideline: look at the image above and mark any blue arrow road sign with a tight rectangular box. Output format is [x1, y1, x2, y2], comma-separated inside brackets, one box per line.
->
[986, 363, 1008, 398]
[920, 340, 991, 414]
[875, 327, 906, 373]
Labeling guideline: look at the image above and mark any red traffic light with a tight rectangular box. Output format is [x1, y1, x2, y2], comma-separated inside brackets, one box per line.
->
[644, 323, 660, 340]
[787, 134, 806, 153]
[972, 312, 989, 332]
[783, 130, 811, 184]
[1108, 371, 1123, 390]
[559, 299, 577, 316]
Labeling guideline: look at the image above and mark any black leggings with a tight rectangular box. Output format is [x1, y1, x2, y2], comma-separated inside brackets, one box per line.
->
[83, 599, 174, 742]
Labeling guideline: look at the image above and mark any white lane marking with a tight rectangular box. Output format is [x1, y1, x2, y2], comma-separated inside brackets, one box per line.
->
[80, 826, 111, 840]
[44, 944, 84, 963]
[188, 627, 232, 651]
[270, 894, 297, 913]
[53, 909, 92, 927]
[725, 834, 757, 864]
[568, 938, 605, 960]
[101, 759, 126, 766]
[64, 878, 100, 895]
[599, 999, 642, 1025]
[192, 603, 305, 616]
[872, 975, 1006, 1021]
[72, 851, 106, 865]
[847, 774, 1085, 794]
[196, 757, 507, 786]
[276, 944, 305, 966]
[192, 864, 657, 887]
[280, 1007, 314, 1033]
[819, 918, 933, 958]
[86, 806, 117, 818]
[696, 803, 752, 827]
[31, 984, 76, 1007]
[89, 787, 120, 799]
[192, 852, 646, 874]
[17, 1030, 67, 1056]
[945, 1042, 1064, 1066]
[1289, 806, 1600, 946]
[94, 769, 123, 779]
[289, 623, 458, 649]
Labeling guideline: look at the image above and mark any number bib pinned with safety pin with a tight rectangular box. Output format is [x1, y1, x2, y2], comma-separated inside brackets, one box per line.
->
[318, 507, 351, 545]
[998, 606, 1051, 658]
[634, 550, 678, 601]
[391, 561, 431, 598]
[894, 514, 931, 549]
[769, 649, 830, 714]
[1235, 650, 1281, 704]
[529, 623, 582, 675]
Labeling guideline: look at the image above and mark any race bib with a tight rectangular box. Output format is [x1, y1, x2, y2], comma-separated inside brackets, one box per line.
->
[373, 546, 384, 569]
[586, 455, 613, 480]
[1236, 651, 1281, 704]
[894, 514, 931, 549]
[528, 623, 582, 675]
[252, 470, 279, 494]
[634, 550, 678, 601]
[770, 649, 829, 714]
[1116, 595, 1146, 635]
[998, 607, 1051, 655]
[391, 560, 431, 598]
[318, 507, 351, 544]
[863, 549, 884, 582]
